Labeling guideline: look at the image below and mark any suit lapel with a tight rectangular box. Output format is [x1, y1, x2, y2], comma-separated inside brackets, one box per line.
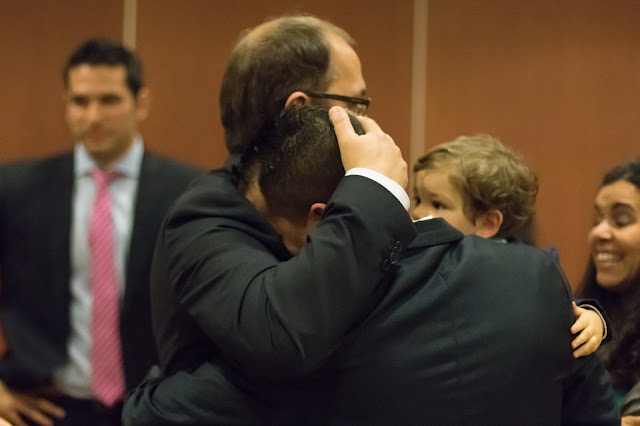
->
[121, 152, 160, 317]
[42, 153, 74, 332]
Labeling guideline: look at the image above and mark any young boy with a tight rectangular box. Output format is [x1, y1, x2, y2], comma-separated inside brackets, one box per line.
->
[411, 134, 607, 358]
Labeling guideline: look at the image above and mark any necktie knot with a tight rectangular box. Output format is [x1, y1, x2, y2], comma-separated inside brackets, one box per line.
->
[92, 169, 117, 188]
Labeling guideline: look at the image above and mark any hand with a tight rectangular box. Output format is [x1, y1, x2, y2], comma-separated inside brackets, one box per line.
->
[329, 106, 408, 189]
[622, 415, 640, 426]
[570, 302, 604, 358]
[0, 382, 65, 426]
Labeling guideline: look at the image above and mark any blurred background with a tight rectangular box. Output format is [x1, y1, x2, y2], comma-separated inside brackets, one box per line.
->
[1, 0, 639, 291]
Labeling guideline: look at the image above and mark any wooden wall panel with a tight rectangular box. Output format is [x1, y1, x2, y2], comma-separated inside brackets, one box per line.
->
[425, 0, 640, 290]
[0, 0, 122, 162]
[136, 0, 413, 169]
[7, 0, 630, 292]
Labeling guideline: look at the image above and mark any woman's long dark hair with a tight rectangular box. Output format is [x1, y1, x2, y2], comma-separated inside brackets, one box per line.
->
[579, 158, 640, 391]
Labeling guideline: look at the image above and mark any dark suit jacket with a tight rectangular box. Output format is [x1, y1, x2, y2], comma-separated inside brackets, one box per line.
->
[124, 218, 619, 425]
[281, 219, 619, 424]
[0, 150, 202, 390]
[150, 163, 417, 379]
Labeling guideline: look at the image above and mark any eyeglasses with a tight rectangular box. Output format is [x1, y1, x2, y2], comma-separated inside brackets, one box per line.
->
[304, 91, 371, 116]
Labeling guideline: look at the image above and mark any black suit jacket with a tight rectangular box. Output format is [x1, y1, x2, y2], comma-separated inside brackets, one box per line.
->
[150, 163, 417, 378]
[0, 150, 202, 390]
[281, 219, 619, 424]
[124, 218, 619, 425]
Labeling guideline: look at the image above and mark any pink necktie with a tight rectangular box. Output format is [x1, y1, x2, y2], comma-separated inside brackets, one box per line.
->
[89, 169, 125, 406]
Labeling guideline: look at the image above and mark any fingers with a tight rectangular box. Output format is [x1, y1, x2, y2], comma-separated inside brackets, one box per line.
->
[329, 106, 386, 143]
[7, 413, 27, 426]
[16, 400, 53, 426]
[572, 315, 600, 358]
[32, 398, 64, 419]
[622, 415, 640, 426]
[571, 329, 589, 350]
[4, 410, 27, 426]
[329, 107, 356, 141]
[357, 115, 383, 134]
[570, 315, 586, 335]
[329, 105, 408, 189]
[572, 301, 584, 318]
[573, 335, 599, 358]
[330, 106, 384, 136]
[14, 395, 63, 426]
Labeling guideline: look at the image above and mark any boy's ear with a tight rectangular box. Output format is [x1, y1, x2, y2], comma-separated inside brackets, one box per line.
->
[474, 209, 503, 239]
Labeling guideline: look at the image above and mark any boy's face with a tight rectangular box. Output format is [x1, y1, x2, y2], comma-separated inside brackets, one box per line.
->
[411, 168, 479, 235]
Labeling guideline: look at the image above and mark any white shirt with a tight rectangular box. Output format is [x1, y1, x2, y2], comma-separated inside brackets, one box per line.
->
[346, 168, 410, 210]
[53, 140, 143, 398]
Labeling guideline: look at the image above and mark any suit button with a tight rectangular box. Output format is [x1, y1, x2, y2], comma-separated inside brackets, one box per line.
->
[382, 259, 391, 271]
[390, 242, 402, 264]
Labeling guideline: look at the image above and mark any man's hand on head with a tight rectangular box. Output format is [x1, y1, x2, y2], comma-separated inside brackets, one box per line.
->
[329, 106, 408, 189]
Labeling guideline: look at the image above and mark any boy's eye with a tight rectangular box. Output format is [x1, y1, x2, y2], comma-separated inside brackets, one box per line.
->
[432, 201, 444, 210]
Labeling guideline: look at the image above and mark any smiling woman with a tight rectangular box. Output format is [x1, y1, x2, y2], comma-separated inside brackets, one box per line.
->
[580, 158, 640, 420]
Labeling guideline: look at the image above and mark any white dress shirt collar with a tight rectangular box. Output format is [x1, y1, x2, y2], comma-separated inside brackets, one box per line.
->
[74, 137, 144, 178]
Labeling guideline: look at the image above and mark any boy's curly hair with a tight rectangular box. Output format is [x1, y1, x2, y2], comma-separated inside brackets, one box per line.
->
[414, 135, 538, 239]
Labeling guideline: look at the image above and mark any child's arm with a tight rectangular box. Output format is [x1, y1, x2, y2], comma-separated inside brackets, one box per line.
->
[570, 301, 607, 358]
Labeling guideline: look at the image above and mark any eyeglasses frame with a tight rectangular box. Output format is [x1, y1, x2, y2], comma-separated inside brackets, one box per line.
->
[304, 91, 371, 114]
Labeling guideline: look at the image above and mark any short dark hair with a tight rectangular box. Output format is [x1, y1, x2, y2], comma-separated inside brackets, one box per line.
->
[220, 15, 355, 155]
[244, 106, 363, 223]
[63, 38, 144, 96]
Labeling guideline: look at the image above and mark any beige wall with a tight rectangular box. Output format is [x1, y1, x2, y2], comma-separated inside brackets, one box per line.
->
[425, 0, 640, 289]
[0, 0, 122, 162]
[136, 0, 413, 169]
[1, 0, 639, 289]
